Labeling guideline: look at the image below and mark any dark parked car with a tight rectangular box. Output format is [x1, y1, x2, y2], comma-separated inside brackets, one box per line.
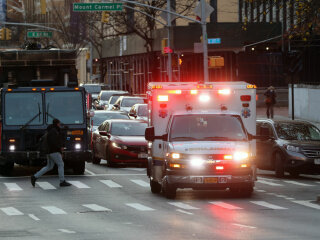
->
[256, 119, 320, 177]
[92, 119, 148, 166]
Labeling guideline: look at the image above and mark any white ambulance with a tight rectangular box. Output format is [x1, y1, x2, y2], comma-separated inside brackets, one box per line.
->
[145, 82, 258, 199]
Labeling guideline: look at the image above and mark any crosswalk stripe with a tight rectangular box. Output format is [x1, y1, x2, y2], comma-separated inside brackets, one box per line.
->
[58, 229, 76, 234]
[4, 183, 22, 191]
[130, 179, 149, 187]
[100, 180, 122, 188]
[283, 181, 315, 187]
[209, 202, 242, 210]
[128, 168, 146, 172]
[255, 189, 266, 193]
[41, 206, 67, 215]
[250, 201, 287, 209]
[0, 207, 24, 216]
[176, 209, 193, 215]
[126, 203, 155, 211]
[292, 200, 320, 210]
[28, 214, 40, 221]
[168, 202, 199, 210]
[82, 204, 112, 212]
[68, 181, 90, 189]
[257, 180, 284, 186]
[36, 182, 56, 190]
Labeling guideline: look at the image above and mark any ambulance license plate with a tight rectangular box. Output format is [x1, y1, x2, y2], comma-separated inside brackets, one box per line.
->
[138, 153, 148, 158]
[204, 177, 218, 184]
[314, 159, 320, 165]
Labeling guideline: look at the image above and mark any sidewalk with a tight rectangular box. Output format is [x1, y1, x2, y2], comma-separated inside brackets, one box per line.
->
[257, 106, 320, 129]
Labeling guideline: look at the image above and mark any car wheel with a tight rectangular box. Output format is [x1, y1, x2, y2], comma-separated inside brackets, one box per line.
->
[73, 161, 85, 175]
[92, 150, 101, 165]
[289, 171, 300, 178]
[162, 177, 176, 199]
[150, 179, 162, 194]
[275, 152, 285, 178]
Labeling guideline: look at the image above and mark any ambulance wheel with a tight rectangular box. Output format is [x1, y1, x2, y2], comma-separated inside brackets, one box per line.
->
[275, 152, 285, 178]
[73, 161, 85, 175]
[150, 179, 161, 194]
[162, 178, 176, 199]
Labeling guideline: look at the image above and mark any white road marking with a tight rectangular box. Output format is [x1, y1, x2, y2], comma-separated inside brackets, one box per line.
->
[128, 168, 146, 172]
[257, 180, 284, 186]
[36, 182, 56, 190]
[255, 189, 266, 193]
[286, 197, 295, 200]
[283, 181, 315, 187]
[100, 180, 122, 188]
[258, 177, 280, 181]
[250, 201, 287, 210]
[292, 200, 320, 210]
[4, 183, 23, 191]
[176, 209, 193, 215]
[130, 179, 149, 187]
[41, 206, 67, 215]
[28, 214, 40, 221]
[85, 169, 96, 176]
[316, 182, 320, 184]
[275, 195, 287, 198]
[82, 204, 112, 212]
[68, 181, 90, 189]
[232, 223, 256, 229]
[209, 202, 243, 210]
[0, 207, 24, 216]
[0, 173, 145, 179]
[168, 202, 199, 210]
[126, 203, 155, 211]
[58, 229, 76, 234]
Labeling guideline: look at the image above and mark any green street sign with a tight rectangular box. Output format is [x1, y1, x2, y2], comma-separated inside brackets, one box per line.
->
[27, 31, 53, 38]
[73, 3, 123, 12]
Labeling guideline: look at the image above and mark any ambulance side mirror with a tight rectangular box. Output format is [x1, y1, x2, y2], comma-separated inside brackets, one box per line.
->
[145, 127, 155, 141]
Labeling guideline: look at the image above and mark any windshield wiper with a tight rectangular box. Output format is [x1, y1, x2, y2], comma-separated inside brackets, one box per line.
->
[21, 103, 42, 130]
[46, 103, 60, 123]
[203, 136, 240, 141]
[171, 136, 197, 141]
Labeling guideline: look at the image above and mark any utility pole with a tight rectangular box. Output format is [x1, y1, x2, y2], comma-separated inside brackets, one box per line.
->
[167, 0, 172, 82]
[201, 0, 209, 83]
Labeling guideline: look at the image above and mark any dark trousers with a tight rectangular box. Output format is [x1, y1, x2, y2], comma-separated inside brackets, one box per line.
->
[266, 103, 274, 119]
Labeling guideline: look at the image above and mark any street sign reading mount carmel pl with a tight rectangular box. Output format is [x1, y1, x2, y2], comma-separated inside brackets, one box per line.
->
[73, 3, 123, 12]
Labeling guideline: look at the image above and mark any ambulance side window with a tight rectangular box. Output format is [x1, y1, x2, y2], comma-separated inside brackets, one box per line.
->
[166, 116, 173, 138]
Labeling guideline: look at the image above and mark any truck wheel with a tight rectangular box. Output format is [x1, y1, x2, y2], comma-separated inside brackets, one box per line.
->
[275, 152, 285, 178]
[162, 178, 176, 199]
[0, 162, 14, 176]
[73, 161, 85, 175]
[92, 149, 101, 164]
[150, 179, 161, 194]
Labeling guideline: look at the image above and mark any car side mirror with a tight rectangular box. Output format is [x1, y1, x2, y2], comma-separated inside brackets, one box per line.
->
[87, 110, 95, 118]
[113, 104, 120, 109]
[161, 133, 168, 141]
[99, 131, 109, 136]
[145, 127, 155, 141]
[129, 112, 135, 117]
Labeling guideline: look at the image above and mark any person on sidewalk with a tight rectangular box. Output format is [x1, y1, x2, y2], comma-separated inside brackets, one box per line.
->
[264, 86, 277, 119]
[31, 119, 71, 187]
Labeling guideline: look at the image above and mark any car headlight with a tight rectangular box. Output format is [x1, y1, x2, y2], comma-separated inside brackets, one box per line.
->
[233, 151, 249, 162]
[75, 143, 81, 150]
[112, 142, 127, 150]
[170, 153, 180, 159]
[9, 145, 15, 151]
[190, 158, 205, 167]
[286, 145, 300, 153]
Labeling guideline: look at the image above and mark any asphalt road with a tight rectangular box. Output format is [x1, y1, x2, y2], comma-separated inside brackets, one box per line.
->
[0, 161, 320, 240]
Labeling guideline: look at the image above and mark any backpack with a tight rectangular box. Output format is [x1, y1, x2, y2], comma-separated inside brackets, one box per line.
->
[39, 132, 49, 154]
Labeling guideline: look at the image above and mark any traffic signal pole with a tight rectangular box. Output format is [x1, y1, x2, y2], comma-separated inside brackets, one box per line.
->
[201, 0, 209, 83]
[167, 0, 173, 82]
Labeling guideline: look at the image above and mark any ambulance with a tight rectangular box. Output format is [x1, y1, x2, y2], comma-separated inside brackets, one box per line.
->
[145, 82, 258, 199]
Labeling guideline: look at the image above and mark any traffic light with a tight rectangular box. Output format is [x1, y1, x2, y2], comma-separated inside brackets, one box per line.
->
[101, 12, 110, 23]
[208, 56, 224, 68]
[5, 28, 12, 40]
[0, 28, 5, 40]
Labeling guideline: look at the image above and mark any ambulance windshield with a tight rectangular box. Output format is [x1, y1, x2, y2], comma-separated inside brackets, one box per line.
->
[170, 114, 247, 141]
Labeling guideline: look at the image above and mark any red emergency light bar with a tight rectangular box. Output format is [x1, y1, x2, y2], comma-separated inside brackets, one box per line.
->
[197, 84, 213, 89]
[152, 85, 163, 89]
[168, 90, 182, 94]
[218, 89, 231, 95]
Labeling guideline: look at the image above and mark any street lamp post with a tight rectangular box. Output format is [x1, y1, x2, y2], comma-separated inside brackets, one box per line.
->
[201, 0, 209, 83]
[167, 0, 173, 82]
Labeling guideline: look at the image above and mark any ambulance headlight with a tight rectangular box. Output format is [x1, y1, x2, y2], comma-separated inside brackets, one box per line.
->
[9, 145, 16, 151]
[233, 151, 249, 162]
[75, 143, 81, 150]
[199, 94, 210, 103]
[171, 153, 180, 159]
[190, 158, 205, 167]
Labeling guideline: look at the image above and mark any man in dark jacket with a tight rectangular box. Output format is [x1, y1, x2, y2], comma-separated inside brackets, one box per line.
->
[31, 119, 71, 187]
[264, 86, 277, 119]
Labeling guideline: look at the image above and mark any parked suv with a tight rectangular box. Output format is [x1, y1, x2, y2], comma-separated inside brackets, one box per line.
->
[256, 119, 320, 177]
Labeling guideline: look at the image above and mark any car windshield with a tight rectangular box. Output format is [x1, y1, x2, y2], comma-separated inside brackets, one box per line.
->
[92, 112, 129, 126]
[46, 92, 84, 124]
[83, 85, 101, 94]
[275, 122, 320, 141]
[109, 95, 121, 104]
[101, 91, 127, 101]
[170, 115, 247, 141]
[5, 92, 43, 126]
[137, 105, 148, 117]
[111, 122, 147, 136]
[121, 98, 145, 107]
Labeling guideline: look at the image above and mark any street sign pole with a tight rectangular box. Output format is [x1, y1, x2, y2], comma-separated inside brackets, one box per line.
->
[201, 0, 209, 83]
[167, 0, 172, 82]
